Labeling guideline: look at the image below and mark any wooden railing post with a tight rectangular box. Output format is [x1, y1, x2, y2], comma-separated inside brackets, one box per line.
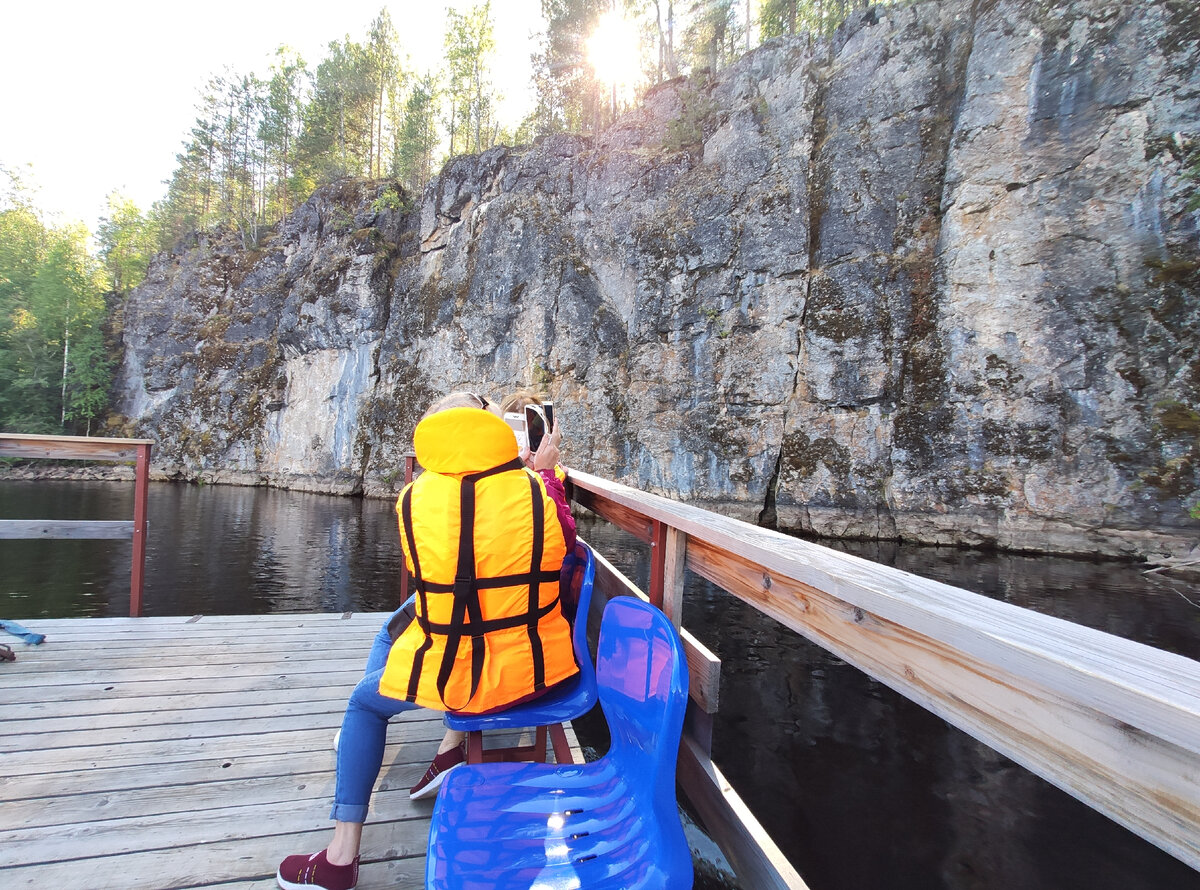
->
[648, 519, 667, 608]
[662, 526, 686, 628]
[0, 433, 154, 617]
[129, 442, 152, 617]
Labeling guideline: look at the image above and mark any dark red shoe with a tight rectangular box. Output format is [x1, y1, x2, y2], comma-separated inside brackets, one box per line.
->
[276, 849, 358, 890]
[409, 742, 465, 800]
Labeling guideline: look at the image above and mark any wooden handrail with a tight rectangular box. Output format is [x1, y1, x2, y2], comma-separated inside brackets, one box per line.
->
[567, 468, 1200, 874]
[0, 433, 154, 617]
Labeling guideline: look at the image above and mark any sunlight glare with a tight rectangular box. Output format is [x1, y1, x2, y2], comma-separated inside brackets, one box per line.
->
[586, 11, 641, 89]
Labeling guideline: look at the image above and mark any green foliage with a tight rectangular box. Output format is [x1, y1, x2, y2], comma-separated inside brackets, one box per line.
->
[443, 2, 499, 157]
[1184, 145, 1200, 212]
[0, 169, 112, 434]
[97, 193, 158, 294]
[394, 74, 441, 193]
[260, 47, 308, 219]
[759, 0, 897, 40]
[370, 184, 411, 214]
[156, 9, 422, 246]
[663, 86, 716, 153]
[682, 0, 741, 74]
[530, 0, 609, 136]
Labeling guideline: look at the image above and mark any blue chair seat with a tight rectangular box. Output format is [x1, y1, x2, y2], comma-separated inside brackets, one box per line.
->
[445, 540, 598, 764]
[427, 596, 694, 890]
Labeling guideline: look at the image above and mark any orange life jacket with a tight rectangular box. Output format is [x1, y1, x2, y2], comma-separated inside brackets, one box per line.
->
[378, 406, 578, 713]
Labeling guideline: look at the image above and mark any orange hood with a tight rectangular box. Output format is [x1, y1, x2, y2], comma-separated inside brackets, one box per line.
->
[413, 406, 519, 476]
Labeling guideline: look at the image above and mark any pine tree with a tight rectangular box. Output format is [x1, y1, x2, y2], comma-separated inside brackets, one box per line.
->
[444, 2, 499, 156]
[531, 0, 609, 136]
[261, 48, 308, 222]
[682, 0, 740, 74]
[300, 38, 376, 181]
[367, 11, 402, 179]
[394, 74, 441, 193]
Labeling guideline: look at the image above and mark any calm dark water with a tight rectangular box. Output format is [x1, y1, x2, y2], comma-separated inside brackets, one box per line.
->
[3, 479, 1199, 890]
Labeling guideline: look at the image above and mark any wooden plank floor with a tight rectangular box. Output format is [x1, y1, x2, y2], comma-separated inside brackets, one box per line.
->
[0, 612, 579, 889]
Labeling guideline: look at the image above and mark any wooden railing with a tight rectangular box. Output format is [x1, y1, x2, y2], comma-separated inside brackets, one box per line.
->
[567, 469, 1200, 886]
[0, 434, 153, 617]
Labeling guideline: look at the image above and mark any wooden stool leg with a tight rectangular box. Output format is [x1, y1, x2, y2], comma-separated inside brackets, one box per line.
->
[466, 730, 484, 764]
[534, 725, 549, 762]
[549, 723, 575, 764]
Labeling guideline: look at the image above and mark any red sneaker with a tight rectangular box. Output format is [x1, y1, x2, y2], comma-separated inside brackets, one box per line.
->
[276, 849, 358, 890]
[409, 742, 466, 800]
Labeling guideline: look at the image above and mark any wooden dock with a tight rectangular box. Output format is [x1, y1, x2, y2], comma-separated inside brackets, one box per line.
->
[0, 611, 571, 889]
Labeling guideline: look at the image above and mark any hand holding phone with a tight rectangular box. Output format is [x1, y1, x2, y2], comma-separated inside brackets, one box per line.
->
[531, 421, 560, 472]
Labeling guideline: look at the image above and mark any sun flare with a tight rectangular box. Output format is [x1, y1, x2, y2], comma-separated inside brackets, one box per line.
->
[585, 11, 641, 89]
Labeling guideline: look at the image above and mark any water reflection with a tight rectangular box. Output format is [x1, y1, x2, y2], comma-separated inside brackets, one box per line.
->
[0, 480, 407, 618]
[2, 481, 1198, 889]
[575, 517, 1200, 890]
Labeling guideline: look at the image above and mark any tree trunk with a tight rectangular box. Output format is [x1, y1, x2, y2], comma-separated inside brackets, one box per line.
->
[60, 301, 69, 427]
[377, 80, 386, 178]
[655, 1, 665, 82]
[667, 1, 677, 77]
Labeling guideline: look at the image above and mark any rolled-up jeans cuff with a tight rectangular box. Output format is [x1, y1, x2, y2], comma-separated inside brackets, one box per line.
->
[330, 802, 369, 823]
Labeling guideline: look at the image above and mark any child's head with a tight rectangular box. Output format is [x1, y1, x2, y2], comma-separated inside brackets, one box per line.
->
[421, 391, 488, 419]
[499, 389, 544, 415]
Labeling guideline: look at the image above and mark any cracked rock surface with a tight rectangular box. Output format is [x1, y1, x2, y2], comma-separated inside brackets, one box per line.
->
[116, 0, 1200, 559]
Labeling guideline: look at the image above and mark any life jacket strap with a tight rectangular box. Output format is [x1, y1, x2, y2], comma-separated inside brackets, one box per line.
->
[524, 471, 547, 692]
[414, 569, 561, 593]
[434, 457, 528, 711]
[401, 485, 431, 702]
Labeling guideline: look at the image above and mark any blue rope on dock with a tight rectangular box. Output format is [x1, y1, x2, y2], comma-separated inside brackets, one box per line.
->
[0, 619, 46, 645]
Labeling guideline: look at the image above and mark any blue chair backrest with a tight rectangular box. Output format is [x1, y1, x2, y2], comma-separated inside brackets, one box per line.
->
[595, 597, 690, 798]
[560, 540, 597, 673]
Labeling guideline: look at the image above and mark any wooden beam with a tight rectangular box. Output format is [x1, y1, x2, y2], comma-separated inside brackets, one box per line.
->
[0, 520, 134, 540]
[568, 470, 1200, 871]
[571, 482, 654, 542]
[678, 736, 811, 890]
[590, 546, 720, 716]
[0, 433, 153, 462]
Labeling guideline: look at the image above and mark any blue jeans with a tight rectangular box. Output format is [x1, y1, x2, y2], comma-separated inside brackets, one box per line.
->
[330, 601, 421, 823]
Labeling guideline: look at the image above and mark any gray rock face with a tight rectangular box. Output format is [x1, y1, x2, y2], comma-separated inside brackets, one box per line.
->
[115, 0, 1200, 558]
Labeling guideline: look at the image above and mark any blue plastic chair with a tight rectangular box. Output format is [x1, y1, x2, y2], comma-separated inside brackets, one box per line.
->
[426, 596, 694, 890]
[444, 540, 598, 764]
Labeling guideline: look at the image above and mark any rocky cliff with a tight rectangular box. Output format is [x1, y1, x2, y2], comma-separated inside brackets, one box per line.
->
[115, 0, 1200, 559]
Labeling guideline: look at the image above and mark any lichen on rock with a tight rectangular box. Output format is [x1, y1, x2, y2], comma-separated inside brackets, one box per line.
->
[115, 0, 1200, 560]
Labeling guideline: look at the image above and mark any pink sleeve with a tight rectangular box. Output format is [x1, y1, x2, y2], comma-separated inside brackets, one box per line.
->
[539, 469, 577, 553]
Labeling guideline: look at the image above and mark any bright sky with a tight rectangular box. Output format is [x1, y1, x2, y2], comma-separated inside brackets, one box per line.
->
[0, 0, 543, 231]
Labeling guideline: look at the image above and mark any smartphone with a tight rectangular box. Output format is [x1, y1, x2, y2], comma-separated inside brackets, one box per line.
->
[503, 412, 528, 451]
[525, 404, 547, 453]
[542, 401, 554, 432]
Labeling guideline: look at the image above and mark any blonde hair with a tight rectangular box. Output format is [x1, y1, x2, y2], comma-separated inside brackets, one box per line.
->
[499, 389, 544, 415]
[422, 391, 487, 419]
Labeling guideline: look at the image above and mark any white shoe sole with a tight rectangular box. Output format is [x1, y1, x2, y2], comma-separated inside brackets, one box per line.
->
[409, 762, 460, 800]
[277, 866, 355, 890]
